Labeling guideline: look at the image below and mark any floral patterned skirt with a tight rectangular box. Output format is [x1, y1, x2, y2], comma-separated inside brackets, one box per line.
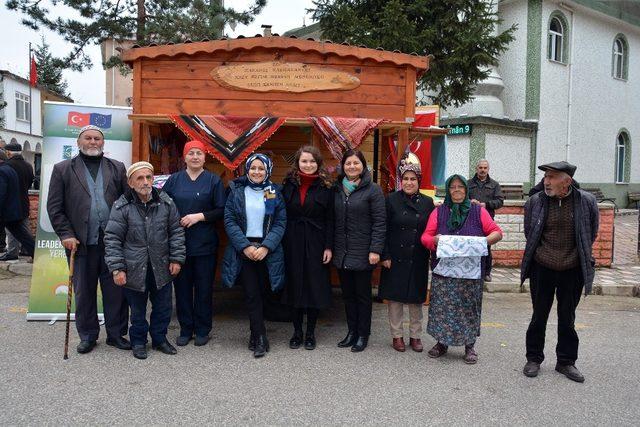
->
[427, 274, 483, 346]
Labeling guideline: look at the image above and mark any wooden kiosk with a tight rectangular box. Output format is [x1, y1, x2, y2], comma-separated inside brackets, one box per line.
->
[120, 36, 432, 183]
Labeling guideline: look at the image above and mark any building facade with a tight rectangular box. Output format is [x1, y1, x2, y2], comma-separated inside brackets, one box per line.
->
[0, 70, 72, 187]
[443, 0, 640, 206]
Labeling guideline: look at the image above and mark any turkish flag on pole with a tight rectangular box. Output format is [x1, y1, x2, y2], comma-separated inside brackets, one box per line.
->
[29, 57, 37, 87]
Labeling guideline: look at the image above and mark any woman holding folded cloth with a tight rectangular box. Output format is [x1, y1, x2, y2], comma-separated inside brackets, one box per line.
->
[420, 174, 502, 364]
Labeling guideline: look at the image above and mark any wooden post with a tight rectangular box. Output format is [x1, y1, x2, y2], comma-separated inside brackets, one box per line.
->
[397, 128, 409, 160]
[132, 60, 144, 161]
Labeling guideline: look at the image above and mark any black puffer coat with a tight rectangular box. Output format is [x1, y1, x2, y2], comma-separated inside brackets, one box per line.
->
[104, 188, 186, 292]
[333, 170, 386, 271]
[379, 191, 434, 303]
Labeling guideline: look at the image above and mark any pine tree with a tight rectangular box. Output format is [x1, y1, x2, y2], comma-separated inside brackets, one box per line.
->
[311, 0, 516, 108]
[6, 0, 266, 72]
[33, 37, 69, 98]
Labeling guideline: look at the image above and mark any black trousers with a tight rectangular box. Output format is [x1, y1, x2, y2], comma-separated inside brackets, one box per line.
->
[70, 243, 128, 341]
[526, 262, 584, 365]
[239, 258, 269, 338]
[338, 269, 373, 337]
[174, 254, 216, 338]
[3, 219, 34, 257]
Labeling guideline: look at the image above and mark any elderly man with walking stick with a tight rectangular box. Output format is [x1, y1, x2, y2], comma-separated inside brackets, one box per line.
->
[47, 125, 130, 354]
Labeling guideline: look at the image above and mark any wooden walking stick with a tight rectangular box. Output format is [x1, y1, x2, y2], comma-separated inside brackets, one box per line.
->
[63, 248, 77, 360]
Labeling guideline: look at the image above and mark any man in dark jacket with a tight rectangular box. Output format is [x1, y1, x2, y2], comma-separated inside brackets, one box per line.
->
[0, 149, 35, 258]
[47, 125, 129, 354]
[467, 159, 504, 281]
[0, 142, 35, 261]
[105, 162, 185, 360]
[521, 161, 598, 383]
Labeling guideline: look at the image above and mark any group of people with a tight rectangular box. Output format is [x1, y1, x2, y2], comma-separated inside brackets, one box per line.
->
[45, 124, 599, 383]
[0, 141, 36, 262]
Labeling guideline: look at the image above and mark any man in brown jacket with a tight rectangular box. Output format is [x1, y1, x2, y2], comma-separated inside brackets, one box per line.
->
[47, 125, 129, 354]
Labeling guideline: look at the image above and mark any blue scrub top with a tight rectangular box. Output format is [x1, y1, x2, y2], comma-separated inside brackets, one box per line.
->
[163, 169, 226, 257]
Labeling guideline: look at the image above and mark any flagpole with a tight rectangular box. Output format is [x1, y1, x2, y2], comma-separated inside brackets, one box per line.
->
[28, 42, 32, 136]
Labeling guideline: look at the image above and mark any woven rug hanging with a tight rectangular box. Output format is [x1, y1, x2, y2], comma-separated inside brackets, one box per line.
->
[309, 117, 384, 160]
[169, 115, 286, 170]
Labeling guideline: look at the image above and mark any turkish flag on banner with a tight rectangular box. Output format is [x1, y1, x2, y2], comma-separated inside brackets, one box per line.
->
[67, 111, 91, 127]
[411, 112, 437, 189]
[29, 57, 37, 87]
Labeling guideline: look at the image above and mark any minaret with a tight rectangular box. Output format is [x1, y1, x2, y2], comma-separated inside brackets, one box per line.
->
[445, 0, 505, 118]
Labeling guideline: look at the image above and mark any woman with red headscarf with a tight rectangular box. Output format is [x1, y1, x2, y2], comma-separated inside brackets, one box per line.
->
[162, 140, 226, 347]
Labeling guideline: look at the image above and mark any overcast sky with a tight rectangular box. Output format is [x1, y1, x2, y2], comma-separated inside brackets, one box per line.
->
[0, 0, 316, 105]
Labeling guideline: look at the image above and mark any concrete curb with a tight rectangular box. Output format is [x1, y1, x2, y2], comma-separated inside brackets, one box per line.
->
[0, 261, 33, 276]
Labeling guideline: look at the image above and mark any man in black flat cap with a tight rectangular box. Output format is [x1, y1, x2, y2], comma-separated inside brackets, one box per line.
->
[520, 161, 599, 382]
[47, 125, 130, 354]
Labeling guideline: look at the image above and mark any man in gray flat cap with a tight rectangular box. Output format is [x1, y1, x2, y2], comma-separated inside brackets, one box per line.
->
[47, 125, 130, 354]
[520, 161, 599, 382]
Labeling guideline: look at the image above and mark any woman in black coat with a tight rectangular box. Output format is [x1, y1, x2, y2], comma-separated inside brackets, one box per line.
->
[333, 149, 386, 352]
[282, 145, 334, 350]
[379, 154, 434, 353]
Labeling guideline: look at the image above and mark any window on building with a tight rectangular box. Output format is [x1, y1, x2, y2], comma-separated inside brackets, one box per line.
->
[548, 16, 564, 62]
[15, 92, 30, 122]
[612, 36, 628, 80]
[615, 132, 630, 183]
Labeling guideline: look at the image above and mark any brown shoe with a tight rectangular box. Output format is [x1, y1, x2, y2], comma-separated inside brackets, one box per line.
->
[427, 342, 448, 358]
[392, 337, 405, 352]
[409, 338, 423, 352]
[464, 346, 478, 364]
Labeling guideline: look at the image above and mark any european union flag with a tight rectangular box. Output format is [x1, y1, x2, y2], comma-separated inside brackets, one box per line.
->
[89, 113, 112, 128]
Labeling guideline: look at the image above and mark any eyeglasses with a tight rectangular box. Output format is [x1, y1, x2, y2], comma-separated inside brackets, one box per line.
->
[449, 185, 466, 190]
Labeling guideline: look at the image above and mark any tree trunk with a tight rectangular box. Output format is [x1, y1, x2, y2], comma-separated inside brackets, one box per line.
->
[137, 0, 146, 42]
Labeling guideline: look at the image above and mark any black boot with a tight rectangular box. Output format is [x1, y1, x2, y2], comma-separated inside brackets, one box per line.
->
[248, 335, 256, 351]
[337, 331, 357, 348]
[289, 330, 303, 349]
[254, 335, 270, 358]
[351, 336, 368, 352]
[304, 333, 316, 350]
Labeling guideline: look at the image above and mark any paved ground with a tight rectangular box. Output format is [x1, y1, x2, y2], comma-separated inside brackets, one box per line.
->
[1, 273, 639, 425]
[613, 211, 639, 266]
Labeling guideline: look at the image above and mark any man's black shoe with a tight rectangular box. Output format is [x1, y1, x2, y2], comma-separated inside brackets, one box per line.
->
[176, 335, 192, 346]
[132, 345, 147, 359]
[194, 335, 210, 346]
[106, 336, 131, 350]
[555, 363, 585, 383]
[523, 361, 540, 377]
[0, 253, 18, 261]
[248, 335, 256, 351]
[77, 340, 97, 354]
[152, 341, 177, 355]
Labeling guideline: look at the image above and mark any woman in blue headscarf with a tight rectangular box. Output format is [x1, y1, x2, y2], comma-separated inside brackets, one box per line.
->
[222, 153, 287, 358]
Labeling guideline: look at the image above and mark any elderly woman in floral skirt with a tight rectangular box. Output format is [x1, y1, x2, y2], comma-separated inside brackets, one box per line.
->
[420, 174, 502, 364]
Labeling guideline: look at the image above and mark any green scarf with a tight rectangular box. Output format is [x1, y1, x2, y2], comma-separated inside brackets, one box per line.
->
[444, 174, 471, 232]
[342, 177, 358, 195]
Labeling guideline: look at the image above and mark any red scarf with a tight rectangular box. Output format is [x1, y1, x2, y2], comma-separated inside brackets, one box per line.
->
[299, 172, 318, 205]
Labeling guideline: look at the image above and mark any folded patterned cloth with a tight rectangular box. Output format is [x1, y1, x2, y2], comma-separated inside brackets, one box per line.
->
[434, 235, 488, 280]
